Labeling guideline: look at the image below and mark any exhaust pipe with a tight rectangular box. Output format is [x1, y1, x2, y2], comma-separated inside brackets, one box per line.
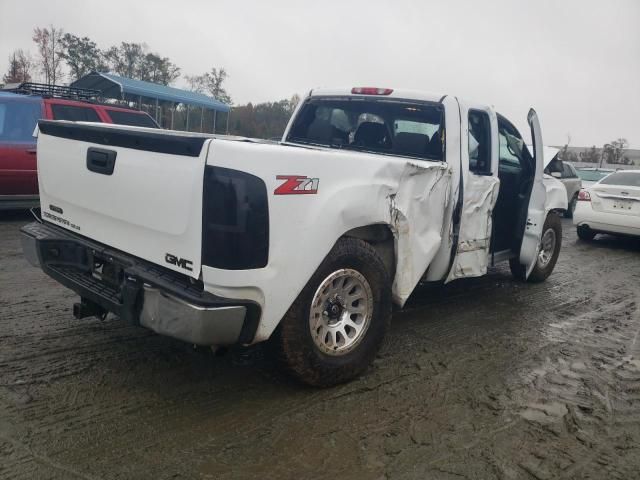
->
[73, 298, 107, 320]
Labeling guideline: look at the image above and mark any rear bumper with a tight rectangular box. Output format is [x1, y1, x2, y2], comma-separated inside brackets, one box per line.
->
[573, 203, 640, 237]
[20, 221, 260, 346]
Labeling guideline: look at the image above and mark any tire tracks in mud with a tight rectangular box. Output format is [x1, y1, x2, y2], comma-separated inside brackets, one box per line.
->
[510, 247, 640, 479]
[2, 216, 640, 479]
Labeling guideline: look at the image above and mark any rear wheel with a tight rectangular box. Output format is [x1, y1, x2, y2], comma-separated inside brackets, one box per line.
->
[564, 194, 578, 218]
[510, 213, 562, 282]
[577, 225, 596, 241]
[270, 237, 392, 387]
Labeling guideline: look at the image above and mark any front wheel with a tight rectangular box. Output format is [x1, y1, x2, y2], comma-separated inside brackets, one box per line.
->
[270, 237, 392, 387]
[510, 213, 562, 283]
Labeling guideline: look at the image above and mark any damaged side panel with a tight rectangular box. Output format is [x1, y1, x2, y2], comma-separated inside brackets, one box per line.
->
[446, 174, 500, 281]
[389, 161, 452, 305]
[200, 139, 454, 342]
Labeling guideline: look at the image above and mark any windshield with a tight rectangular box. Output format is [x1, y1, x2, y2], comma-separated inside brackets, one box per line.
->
[598, 171, 640, 187]
[0, 98, 42, 143]
[286, 97, 445, 161]
[577, 169, 613, 182]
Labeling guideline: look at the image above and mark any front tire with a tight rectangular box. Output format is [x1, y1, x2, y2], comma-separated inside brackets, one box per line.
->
[510, 213, 562, 283]
[270, 237, 392, 387]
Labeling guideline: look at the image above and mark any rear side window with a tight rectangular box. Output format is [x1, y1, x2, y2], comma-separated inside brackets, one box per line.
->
[468, 110, 491, 174]
[286, 98, 445, 161]
[106, 110, 158, 128]
[599, 172, 640, 187]
[51, 104, 102, 122]
[0, 99, 42, 143]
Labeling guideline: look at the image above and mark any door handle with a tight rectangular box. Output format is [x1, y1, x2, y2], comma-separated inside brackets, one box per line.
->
[86, 147, 117, 175]
[26, 149, 37, 155]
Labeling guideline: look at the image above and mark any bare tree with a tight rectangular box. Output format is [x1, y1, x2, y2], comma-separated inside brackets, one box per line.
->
[3, 49, 34, 84]
[32, 25, 64, 84]
[602, 138, 629, 166]
[186, 67, 232, 104]
[186, 74, 207, 93]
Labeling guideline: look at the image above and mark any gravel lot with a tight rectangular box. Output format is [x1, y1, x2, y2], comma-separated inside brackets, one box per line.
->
[1, 212, 640, 480]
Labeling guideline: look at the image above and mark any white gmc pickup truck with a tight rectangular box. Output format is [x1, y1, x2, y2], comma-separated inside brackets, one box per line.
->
[21, 87, 567, 386]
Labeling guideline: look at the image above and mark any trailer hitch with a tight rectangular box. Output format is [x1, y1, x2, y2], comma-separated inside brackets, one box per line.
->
[73, 298, 108, 320]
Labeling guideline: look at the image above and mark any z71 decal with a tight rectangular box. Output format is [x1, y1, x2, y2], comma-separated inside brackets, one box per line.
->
[274, 175, 319, 195]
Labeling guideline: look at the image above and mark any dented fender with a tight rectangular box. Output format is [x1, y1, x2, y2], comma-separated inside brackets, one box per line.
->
[199, 139, 454, 342]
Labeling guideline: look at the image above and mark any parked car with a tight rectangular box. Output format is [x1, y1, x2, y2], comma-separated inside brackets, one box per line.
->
[574, 170, 640, 240]
[21, 86, 567, 386]
[544, 151, 582, 218]
[0, 86, 158, 210]
[526, 145, 582, 218]
[576, 167, 615, 188]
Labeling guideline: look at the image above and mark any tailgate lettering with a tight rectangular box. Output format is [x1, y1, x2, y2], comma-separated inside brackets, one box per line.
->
[165, 253, 193, 271]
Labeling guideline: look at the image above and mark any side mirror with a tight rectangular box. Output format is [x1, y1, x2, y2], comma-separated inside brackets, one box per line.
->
[551, 172, 562, 178]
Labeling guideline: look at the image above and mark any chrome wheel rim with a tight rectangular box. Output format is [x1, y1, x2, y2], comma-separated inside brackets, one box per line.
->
[537, 228, 557, 268]
[309, 269, 373, 356]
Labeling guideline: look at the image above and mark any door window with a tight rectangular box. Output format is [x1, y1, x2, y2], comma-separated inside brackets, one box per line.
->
[0, 99, 41, 143]
[51, 104, 102, 122]
[468, 110, 491, 175]
[498, 131, 524, 173]
[107, 110, 159, 128]
[562, 163, 576, 178]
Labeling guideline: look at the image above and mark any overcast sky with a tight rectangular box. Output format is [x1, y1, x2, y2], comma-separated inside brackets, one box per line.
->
[1, 0, 639, 147]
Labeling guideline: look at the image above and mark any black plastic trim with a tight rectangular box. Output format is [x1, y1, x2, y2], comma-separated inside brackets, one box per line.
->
[38, 120, 206, 157]
[202, 166, 269, 270]
[86, 147, 117, 175]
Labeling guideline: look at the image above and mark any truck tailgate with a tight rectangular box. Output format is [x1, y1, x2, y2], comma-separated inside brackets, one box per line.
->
[36, 121, 209, 278]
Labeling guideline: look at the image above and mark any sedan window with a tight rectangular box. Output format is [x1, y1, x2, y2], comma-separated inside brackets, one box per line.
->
[599, 171, 640, 187]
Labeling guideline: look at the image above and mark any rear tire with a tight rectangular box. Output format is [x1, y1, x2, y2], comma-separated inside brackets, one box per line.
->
[270, 237, 392, 387]
[564, 194, 578, 219]
[510, 213, 562, 283]
[577, 225, 596, 241]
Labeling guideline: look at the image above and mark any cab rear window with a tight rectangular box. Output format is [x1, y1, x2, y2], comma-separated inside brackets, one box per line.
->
[51, 104, 102, 122]
[0, 99, 42, 143]
[106, 110, 158, 128]
[286, 98, 445, 161]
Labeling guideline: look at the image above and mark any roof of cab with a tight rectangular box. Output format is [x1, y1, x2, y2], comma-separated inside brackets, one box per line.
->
[0, 91, 42, 102]
[309, 87, 445, 104]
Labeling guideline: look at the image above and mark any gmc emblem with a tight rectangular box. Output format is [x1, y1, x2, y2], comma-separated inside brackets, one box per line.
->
[165, 253, 193, 271]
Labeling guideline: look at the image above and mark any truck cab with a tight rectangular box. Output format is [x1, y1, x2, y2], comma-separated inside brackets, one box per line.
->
[21, 86, 567, 386]
[283, 88, 565, 284]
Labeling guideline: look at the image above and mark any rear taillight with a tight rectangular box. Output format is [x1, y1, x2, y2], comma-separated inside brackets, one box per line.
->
[578, 190, 591, 201]
[351, 87, 393, 95]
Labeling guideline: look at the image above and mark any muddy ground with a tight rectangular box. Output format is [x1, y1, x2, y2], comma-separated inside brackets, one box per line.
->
[1, 212, 640, 480]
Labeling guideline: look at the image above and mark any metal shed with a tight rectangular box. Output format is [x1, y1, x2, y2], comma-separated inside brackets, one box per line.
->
[71, 71, 230, 133]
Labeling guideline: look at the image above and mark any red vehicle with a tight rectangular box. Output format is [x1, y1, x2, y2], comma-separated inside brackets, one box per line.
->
[0, 84, 159, 210]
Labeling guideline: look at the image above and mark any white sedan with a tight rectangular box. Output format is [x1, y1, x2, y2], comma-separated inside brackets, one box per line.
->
[573, 170, 640, 240]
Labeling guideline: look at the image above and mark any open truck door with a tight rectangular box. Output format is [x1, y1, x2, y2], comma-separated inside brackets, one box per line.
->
[445, 102, 500, 282]
[518, 108, 547, 277]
